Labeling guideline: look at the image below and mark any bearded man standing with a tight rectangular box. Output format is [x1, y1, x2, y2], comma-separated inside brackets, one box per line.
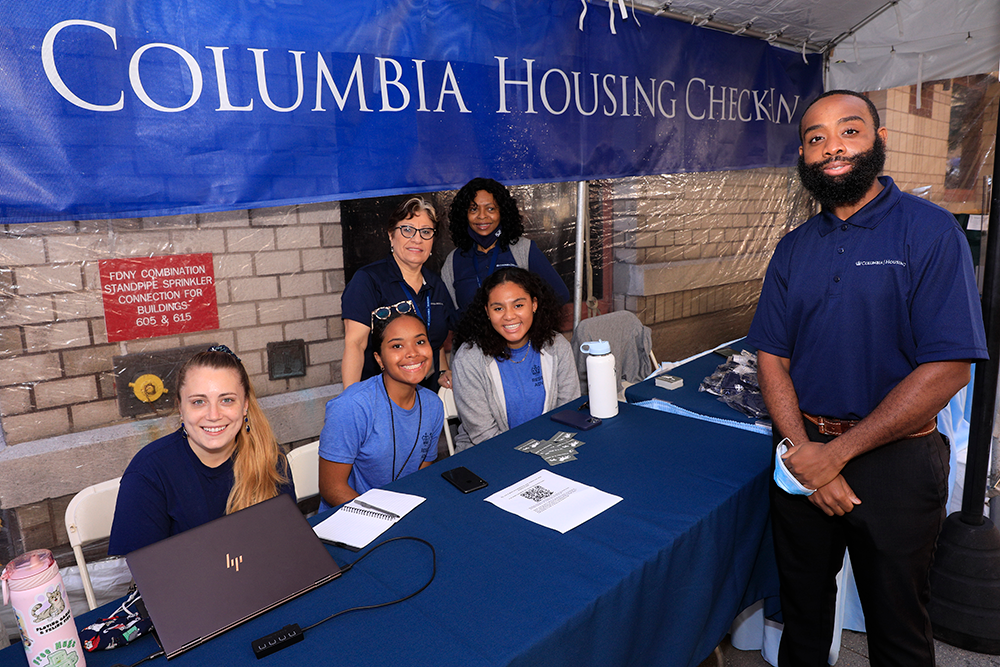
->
[747, 90, 987, 665]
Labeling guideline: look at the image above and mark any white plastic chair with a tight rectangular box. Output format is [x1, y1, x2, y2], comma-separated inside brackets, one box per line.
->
[64, 477, 121, 610]
[286, 440, 320, 501]
[438, 387, 460, 457]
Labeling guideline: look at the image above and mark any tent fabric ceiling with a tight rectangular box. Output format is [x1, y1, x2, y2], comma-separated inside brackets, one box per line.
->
[624, 0, 1000, 91]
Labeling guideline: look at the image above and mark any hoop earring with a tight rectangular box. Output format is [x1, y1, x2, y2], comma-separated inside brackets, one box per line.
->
[244, 415, 251, 433]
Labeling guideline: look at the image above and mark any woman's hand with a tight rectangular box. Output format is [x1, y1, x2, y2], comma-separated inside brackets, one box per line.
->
[438, 369, 453, 389]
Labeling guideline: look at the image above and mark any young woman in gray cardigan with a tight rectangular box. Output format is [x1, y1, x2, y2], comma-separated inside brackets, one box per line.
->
[451, 268, 579, 452]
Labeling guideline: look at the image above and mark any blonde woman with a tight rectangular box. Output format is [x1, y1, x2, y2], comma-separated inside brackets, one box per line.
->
[109, 345, 293, 555]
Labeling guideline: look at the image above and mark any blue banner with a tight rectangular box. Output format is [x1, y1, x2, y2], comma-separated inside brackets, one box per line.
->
[0, 1, 822, 223]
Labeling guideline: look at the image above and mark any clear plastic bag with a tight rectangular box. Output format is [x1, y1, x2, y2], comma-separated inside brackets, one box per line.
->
[699, 350, 769, 420]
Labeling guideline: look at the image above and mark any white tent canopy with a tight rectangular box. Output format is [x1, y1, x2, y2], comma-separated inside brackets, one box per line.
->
[624, 0, 1000, 91]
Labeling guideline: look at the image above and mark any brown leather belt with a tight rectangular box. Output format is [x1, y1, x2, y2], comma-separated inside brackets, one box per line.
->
[801, 412, 937, 439]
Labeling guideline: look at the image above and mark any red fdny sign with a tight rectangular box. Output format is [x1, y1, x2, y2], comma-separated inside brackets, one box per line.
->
[100, 253, 219, 342]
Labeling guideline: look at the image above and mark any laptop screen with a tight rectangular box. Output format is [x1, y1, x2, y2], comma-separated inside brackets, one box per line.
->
[126, 493, 340, 659]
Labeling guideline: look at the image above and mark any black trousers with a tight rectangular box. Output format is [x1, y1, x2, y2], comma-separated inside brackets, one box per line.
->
[771, 419, 949, 667]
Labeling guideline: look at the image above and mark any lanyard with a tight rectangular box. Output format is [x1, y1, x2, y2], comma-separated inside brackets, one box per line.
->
[400, 282, 432, 330]
[471, 246, 500, 287]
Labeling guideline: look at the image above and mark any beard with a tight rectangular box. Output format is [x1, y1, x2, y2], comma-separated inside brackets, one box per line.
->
[797, 135, 886, 210]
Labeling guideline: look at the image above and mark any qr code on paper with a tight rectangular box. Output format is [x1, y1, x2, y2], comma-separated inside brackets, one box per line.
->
[521, 485, 553, 502]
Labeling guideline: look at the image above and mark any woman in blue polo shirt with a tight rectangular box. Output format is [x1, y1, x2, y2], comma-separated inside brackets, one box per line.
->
[442, 178, 570, 316]
[341, 197, 455, 392]
[451, 267, 579, 451]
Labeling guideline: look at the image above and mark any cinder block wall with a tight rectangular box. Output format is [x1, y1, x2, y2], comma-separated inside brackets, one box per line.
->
[1, 205, 344, 446]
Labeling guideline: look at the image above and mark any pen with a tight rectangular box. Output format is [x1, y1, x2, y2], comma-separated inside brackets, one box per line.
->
[353, 499, 400, 519]
[318, 537, 361, 552]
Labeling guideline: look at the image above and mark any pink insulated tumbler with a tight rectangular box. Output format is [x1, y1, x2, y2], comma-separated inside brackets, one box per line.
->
[2, 549, 86, 666]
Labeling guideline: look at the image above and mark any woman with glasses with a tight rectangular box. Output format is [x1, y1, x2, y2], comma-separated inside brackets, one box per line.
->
[341, 196, 455, 392]
[442, 178, 570, 316]
[451, 268, 579, 452]
[109, 345, 294, 555]
[318, 308, 443, 511]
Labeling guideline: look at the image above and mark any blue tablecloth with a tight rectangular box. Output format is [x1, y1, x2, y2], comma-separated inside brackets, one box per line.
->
[624, 340, 761, 426]
[1, 400, 778, 667]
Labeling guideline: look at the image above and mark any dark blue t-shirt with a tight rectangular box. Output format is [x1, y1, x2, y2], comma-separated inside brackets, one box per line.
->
[747, 177, 987, 420]
[108, 430, 296, 555]
[341, 256, 456, 389]
[450, 239, 570, 314]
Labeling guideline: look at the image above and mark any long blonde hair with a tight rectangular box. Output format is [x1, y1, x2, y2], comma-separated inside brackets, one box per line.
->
[175, 348, 289, 514]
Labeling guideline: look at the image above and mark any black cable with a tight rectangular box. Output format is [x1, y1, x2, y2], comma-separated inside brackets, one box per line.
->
[131, 651, 165, 666]
[300, 536, 436, 633]
[109, 648, 164, 667]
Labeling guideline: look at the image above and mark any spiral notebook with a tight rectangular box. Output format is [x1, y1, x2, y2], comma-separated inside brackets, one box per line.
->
[313, 488, 425, 551]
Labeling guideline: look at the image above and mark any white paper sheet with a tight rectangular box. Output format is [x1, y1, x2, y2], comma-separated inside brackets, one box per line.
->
[484, 469, 622, 534]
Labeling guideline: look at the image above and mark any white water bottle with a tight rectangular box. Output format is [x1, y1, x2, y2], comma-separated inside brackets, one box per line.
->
[580, 340, 618, 419]
[2, 549, 86, 666]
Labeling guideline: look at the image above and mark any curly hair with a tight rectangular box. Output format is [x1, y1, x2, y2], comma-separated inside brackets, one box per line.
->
[447, 178, 525, 252]
[453, 267, 562, 360]
[176, 348, 289, 515]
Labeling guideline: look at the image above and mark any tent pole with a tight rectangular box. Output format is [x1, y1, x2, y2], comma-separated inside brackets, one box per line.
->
[574, 180, 588, 330]
[928, 106, 1000, 654]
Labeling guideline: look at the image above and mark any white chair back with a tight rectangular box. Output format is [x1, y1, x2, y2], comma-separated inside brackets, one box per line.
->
[286, 440, 320, 501]
[438, 387, 460, 457]
[64, 477, 121, 610]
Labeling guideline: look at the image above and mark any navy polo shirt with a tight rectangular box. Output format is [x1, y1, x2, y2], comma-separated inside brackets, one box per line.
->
[748, 177, 986, 420]
[342, 256, 456, 387]
[450, 239, 570, 313]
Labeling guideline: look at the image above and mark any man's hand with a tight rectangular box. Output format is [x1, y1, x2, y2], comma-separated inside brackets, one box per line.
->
[782, 440, 848, 490]
[808, 475, 862, 516]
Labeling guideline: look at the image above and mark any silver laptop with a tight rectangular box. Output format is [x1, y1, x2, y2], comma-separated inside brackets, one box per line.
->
[126, 493, 341, 659]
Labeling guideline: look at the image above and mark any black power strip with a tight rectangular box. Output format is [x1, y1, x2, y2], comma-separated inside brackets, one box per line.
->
[252, 624, 304, 659]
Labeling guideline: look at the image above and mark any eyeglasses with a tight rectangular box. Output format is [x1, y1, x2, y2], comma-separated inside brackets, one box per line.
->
[394, 225, 436, 240]
[371, 300, 416, 329]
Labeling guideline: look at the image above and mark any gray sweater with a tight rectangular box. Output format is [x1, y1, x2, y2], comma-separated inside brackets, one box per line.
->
[451, 335, 581, 452]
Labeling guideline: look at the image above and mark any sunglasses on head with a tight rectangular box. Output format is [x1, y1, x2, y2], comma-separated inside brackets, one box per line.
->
[371, 300, 417, 329]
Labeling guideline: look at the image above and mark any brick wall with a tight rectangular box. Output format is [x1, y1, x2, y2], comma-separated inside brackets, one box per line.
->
[869, 85, 951, 206]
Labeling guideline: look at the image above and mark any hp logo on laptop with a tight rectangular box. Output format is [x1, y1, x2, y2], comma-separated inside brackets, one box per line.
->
[226, 554, 243, 572]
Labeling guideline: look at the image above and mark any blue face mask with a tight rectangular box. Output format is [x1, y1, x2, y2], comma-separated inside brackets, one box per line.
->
[468, 225, 501, 249]
[774, 438, 815, 496]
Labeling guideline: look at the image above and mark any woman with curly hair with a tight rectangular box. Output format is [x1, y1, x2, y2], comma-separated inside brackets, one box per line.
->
[442, 178, 570, 315]
[109, 345, 293, 555]
[451, 267, 579, 451]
